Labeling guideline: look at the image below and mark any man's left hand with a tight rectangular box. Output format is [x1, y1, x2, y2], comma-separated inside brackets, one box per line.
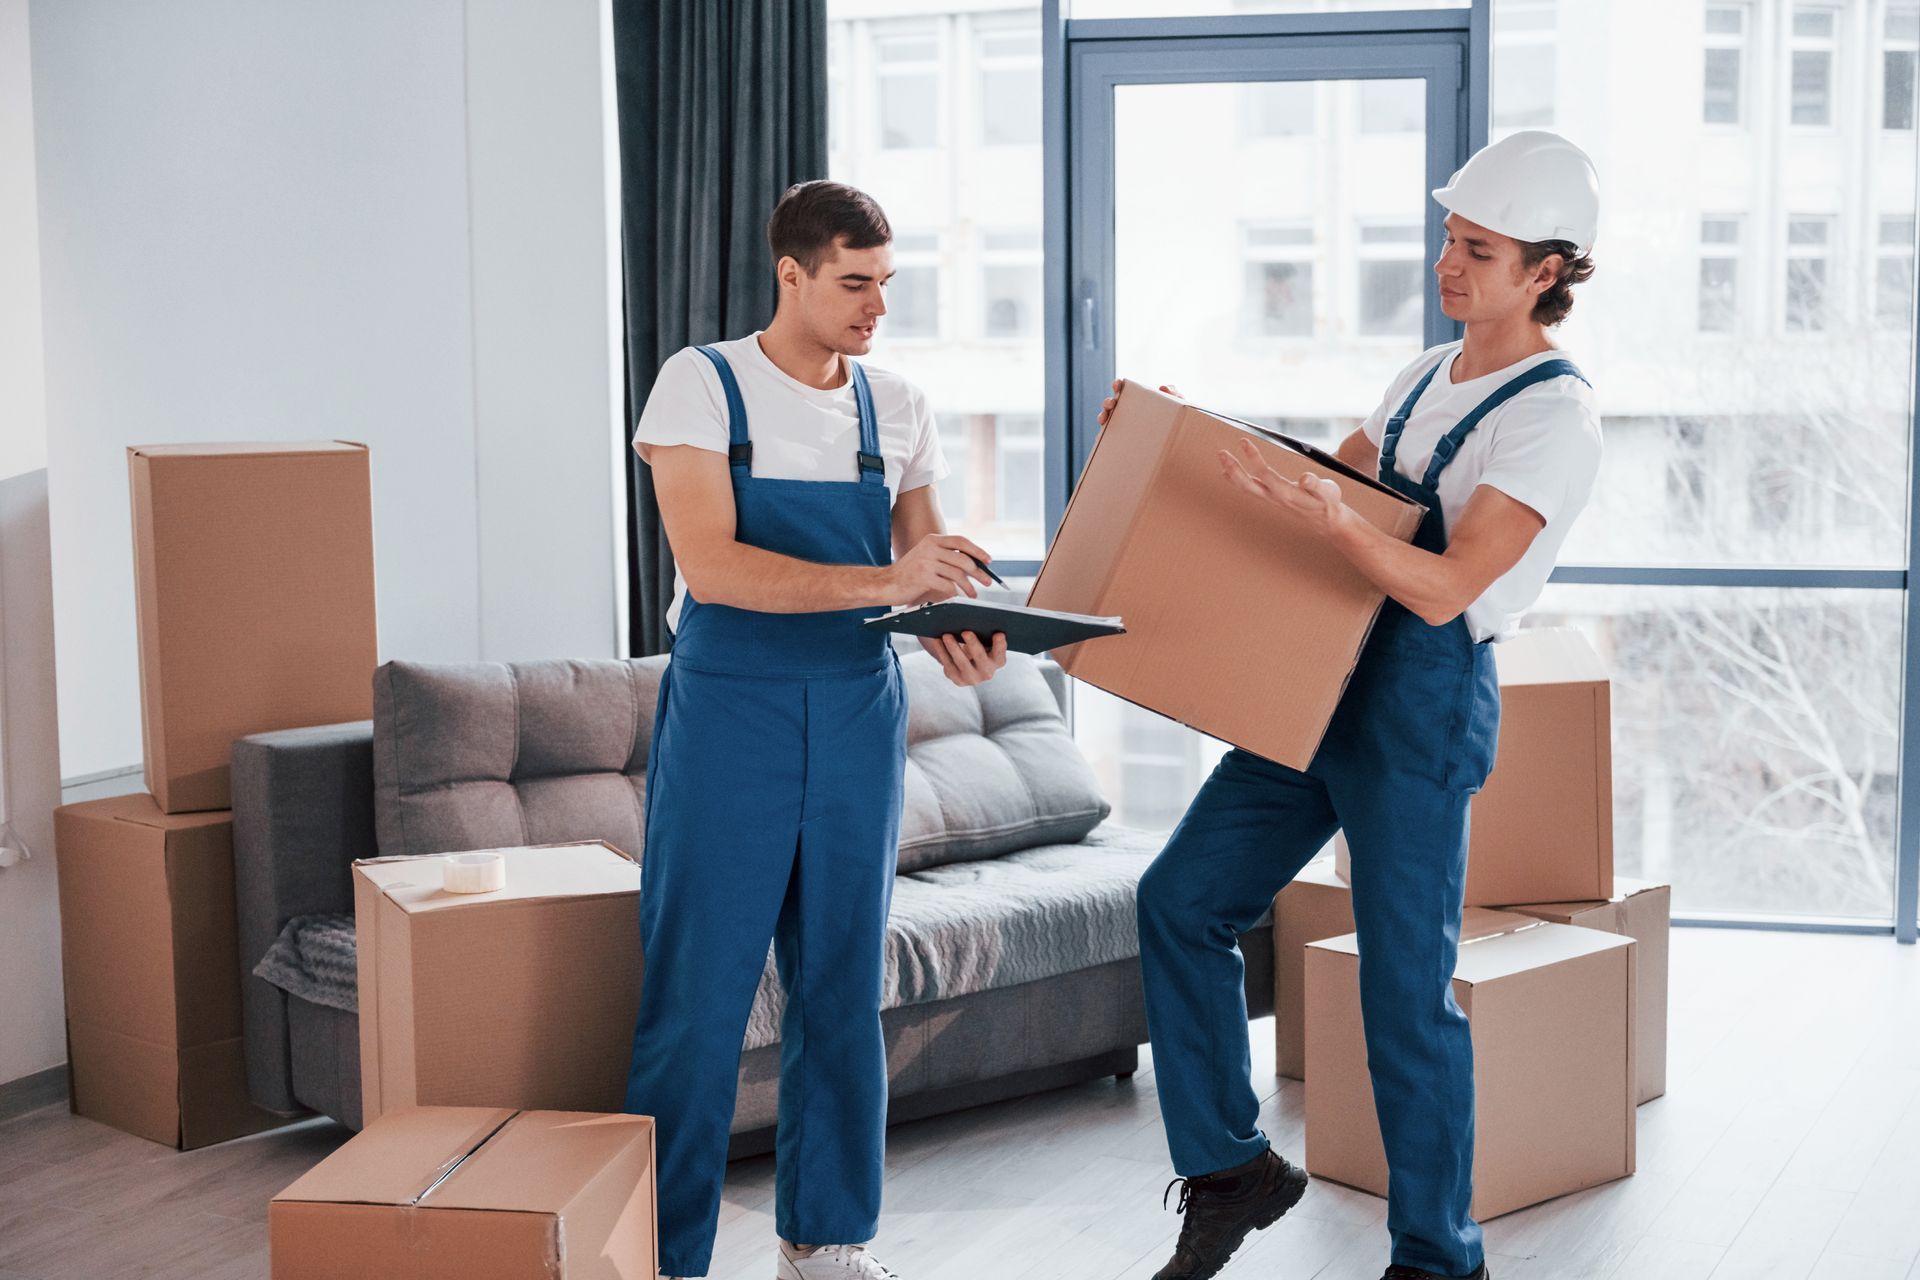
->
[1220, 437, 1357, 540]
[919, 630, 1008, 687]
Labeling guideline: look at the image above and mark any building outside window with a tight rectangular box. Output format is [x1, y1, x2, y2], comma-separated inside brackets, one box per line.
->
[1241, 77, 1315, 137]
[875, 23, 942, 149]
[976, 22, 1041, 146]
[886, 231, 943, 338]
[1699, 214, 1742, 333]
[980, 228, 1042, 339]
[1703, 4, 1748, 126]
[1356, 222, 1425, 337]
[1877, 215, 1916, 329]
[1789, 6, 1838, 128]
[1493, 0, 1556, 129]
[1242, 222, 1316, 337]
[1783, 214, 1833, 332]
[994, 415, 1044, 528]
[1357, 77, 1424, 134]
[1887, 3, 1920, 130]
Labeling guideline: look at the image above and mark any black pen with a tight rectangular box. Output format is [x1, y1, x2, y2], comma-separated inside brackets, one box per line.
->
[968, 552, 1007, 588]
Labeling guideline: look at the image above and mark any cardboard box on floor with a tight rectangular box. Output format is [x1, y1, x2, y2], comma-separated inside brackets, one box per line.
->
[356, 842, 644, 1126]
[54, 794, 287, 1149]
[129, 441, 377, 814]
[1507, 879, 1670, 1104]
[1027, 380, 1425, 771]
[1271, 855, 1355, 1081]
[270, 1105, 657, 1279]
[1304, 909, 1636, 1220]
[1333, 626, 1614, 906]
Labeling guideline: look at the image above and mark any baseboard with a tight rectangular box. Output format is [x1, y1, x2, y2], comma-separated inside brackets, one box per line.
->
[0, 1063, 67, 1122]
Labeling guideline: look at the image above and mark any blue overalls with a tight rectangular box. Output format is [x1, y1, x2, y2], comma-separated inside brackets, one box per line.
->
[1137, 353, 1588, 1278]
[624, 345, 908, 1278]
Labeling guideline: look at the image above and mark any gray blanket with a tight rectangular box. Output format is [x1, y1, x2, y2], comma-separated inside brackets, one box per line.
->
[255, 824, 1173, 1053]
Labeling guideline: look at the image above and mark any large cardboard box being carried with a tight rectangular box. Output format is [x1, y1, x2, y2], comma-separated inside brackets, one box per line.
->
[1334, 627, 1613, 906]
[1507, 879, 1670, 1104]
[271, 1105, 657, 1279]
[1272, 855, 1355, 1081]
[1028, 380, 1424, 770]
[130, 440, 377, 813]
[1305, 909, 1635, 1220]
[54, 793, 285, 1148]
[355, 842, 644, 1126]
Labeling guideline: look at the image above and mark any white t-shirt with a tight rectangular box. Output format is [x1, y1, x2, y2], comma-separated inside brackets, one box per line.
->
[631, 332, 949, 631]
[1360, 341, 1602, 643]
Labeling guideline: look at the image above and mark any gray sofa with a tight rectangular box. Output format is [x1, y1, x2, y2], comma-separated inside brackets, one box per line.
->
[231, 649, 1272, 1151]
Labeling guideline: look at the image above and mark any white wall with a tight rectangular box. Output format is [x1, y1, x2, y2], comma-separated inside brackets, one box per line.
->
[0, 0, 65, 1090]
[32, 0, 624, 785]
[4, 0, 623, 1088]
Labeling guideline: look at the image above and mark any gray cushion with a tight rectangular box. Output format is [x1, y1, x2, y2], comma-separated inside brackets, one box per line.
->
[373, 651, 1103, 869]
[373, 656, 665, 857]
[897, 654, 1110, 872]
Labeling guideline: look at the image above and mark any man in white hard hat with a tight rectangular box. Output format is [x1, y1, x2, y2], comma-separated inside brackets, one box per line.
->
[1119, 130, 1604, 1280]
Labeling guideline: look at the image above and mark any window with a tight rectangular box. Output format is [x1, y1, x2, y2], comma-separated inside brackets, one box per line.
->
[874, 25, 941, 149]
[828, 25, 850, 155]
[1789, 7, 1837, 127]
[1242, 78, 1315, 137]
[1887, 4, 1920, 130]
[1665, 417, 1711, 533]
[1356, 222, 1424, 337]
[1493, 1, 1556, 129]
[977, 25, 1040, 146]
[1358, 77, 1424, 133]
[1783, 215, 1833, 332]
[885, 232, 941, 339]
[1241, 223, 1316, 337]
[980, 229, 1042, 339]
[994, 415, 1043, 527]
[1877, 215, 1916, 329]
[935, 415, 969, 522]
[1703, 5, 1747, 125]
[1698, 215, 1741, 333]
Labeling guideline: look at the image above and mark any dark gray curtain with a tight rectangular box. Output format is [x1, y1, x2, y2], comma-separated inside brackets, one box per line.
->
[612, 1, 828, 656]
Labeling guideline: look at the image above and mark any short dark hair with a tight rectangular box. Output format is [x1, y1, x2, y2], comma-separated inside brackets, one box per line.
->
[1520, 239, 1596, 327]
[767, 181, 892, 275]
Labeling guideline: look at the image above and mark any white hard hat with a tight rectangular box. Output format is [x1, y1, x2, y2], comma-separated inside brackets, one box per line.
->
[1433, 130, 1600, 256]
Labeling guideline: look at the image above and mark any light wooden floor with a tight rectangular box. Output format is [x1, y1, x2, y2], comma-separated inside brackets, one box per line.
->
[2, 928, 1915, 1280]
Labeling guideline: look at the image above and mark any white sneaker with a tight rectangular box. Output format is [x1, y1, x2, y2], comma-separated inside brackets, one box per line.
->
[776, 1241, 902, 1279]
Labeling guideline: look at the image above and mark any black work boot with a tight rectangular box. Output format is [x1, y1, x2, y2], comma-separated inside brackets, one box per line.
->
[1150, 1148, 1310, 1280]
[1382, 1264, 1490, 1279]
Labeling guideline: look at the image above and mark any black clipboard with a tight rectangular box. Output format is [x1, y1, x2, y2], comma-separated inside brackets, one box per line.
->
[866, 600, 1125, 655]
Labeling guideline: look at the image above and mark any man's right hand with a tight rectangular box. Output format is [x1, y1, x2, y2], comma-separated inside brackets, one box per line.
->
[1096, 379, 1182, 428]
[887, 534, 995, 604]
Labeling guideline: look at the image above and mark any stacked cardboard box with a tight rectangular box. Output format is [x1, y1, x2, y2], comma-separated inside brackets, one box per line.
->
[270, 1105, 657, 1278]
[354, 843, 644, 1125]
[53, 442, 377, 1147]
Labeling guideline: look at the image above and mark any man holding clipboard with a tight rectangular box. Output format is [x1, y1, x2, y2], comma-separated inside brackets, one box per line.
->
[624, 181, 1006, 1280]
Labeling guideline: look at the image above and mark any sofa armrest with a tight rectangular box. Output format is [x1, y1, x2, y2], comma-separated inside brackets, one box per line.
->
[230, 720, 376, 1113]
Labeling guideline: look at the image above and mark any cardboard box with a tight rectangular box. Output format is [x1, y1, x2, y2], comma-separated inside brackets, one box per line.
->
[1333, 627, 1613, 906]
[1304, 909, 1635, 1220]
[355, 843, 644, 1126]
[1505, 879, 1670, 1104]
[1272, 855, 1355, 1081]
[130, 440, 377, 813]
[270, 1105, 657, 1279]
[53, 793, 285, 1148]
[1028, 381, 1424, 770]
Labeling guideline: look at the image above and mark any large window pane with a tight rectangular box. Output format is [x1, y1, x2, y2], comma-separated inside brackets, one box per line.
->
[1073, 0, 1464, 13]
[1490, 0, 1917, 568]
[830, 4, 1046, 559]
[1527, 585, 1899, 920]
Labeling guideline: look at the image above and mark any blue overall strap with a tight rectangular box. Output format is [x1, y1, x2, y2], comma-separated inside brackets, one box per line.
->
[692, 345, 753, 473]
[849, 360, 885, 487]
[1378, 354, 1448, 485]
[1420, 357, 1590, 488]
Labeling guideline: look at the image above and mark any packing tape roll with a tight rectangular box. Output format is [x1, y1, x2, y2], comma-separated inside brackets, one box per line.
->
[442, 851, 507, 894]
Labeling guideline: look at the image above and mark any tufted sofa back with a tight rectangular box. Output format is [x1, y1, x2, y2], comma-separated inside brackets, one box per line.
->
[371, 651, 1108, 869]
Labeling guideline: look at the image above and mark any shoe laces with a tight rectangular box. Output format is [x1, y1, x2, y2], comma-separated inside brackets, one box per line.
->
[807, 1244, 901, 1278]
[1162, 1175, 1195, 1216]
